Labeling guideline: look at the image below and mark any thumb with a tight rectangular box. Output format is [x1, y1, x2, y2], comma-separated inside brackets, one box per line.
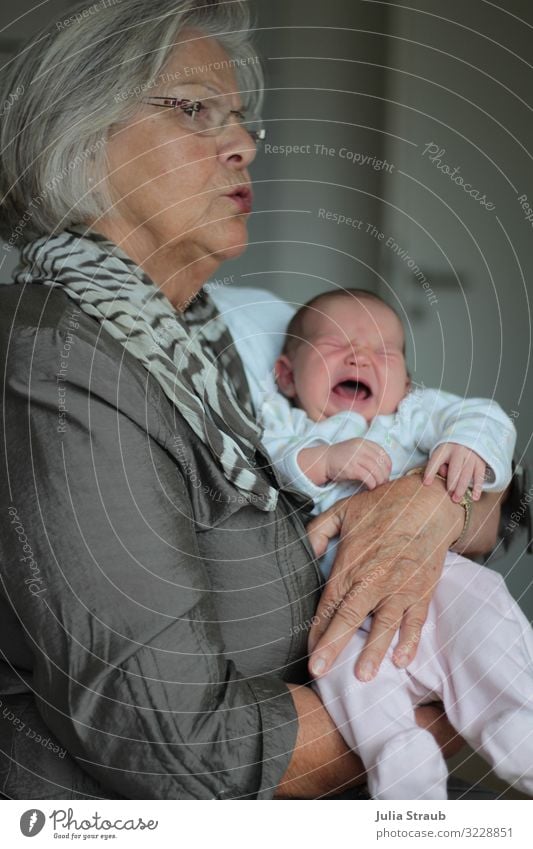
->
[306, 499, 347, 558]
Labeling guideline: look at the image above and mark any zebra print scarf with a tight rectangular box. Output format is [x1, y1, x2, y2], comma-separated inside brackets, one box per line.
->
[14, 224, 279, 511]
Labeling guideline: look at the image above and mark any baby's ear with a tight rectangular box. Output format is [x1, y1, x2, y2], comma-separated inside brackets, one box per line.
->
[275, 355, 297, 398]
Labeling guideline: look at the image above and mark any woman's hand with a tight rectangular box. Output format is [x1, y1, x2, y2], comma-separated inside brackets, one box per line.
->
[306, 474, 465, 682]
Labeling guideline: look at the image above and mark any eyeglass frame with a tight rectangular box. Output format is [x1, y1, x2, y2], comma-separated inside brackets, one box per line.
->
[141, 95, 267, 146]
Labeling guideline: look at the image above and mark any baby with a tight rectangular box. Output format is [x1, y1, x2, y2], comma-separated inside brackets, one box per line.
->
[257, 288, 533, 799]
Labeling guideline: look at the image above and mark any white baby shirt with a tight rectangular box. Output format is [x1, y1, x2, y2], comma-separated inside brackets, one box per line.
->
[209, 285, 517, 515]
[259, 378, 517, 514]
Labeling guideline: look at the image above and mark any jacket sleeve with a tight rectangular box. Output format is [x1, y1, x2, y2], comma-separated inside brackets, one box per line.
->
[0, 324, 298, 800]
[409, 388, 517, 490]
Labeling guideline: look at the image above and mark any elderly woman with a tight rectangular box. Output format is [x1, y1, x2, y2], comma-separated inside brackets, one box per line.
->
[0, 0, 503, 799]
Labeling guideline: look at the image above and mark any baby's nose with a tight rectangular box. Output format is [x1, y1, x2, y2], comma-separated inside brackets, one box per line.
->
[346, 345, 371, 365]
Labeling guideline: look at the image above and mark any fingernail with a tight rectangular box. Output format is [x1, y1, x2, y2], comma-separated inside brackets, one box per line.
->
[310, 656, 327, 676]
[358, 661, 376, 682]
[394, 649, 409, 668]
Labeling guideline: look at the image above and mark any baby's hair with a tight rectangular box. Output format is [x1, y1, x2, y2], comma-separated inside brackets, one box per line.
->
[282, 288, 406, 357]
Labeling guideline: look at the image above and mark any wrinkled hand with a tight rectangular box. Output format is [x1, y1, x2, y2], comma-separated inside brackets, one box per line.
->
[325, 438, 392, 489]
[424, 442, 486, 501]
[306, 476, 462, 683]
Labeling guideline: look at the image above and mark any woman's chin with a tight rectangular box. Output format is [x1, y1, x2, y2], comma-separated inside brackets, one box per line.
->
[211, 225, 249, 261]
[219, 241, 247, 260]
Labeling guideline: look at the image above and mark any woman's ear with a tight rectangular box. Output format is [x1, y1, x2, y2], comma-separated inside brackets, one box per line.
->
[275, 355, 297, 398]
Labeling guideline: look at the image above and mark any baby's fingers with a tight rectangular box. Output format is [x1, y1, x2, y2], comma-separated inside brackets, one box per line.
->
[424, 446, 450, 485]
[472, 459, 486, 501]
[367, 453, 391, 486]
[359, 468, 379, 490]
[449, 456, 474, 501]
[367, 442, 393, 475]
[353, 455, 387, 488]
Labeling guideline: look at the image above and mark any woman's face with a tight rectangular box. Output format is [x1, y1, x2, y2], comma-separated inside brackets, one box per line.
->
[101, 29, 258, 303]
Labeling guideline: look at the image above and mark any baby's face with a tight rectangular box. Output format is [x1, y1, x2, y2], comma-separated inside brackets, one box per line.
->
[277, 296, 410, 422]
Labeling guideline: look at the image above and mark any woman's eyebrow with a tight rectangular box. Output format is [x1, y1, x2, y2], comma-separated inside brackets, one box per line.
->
[166, 80, 246, 112]
[168, 80, 237, 100]
[171, 79, 221, 94]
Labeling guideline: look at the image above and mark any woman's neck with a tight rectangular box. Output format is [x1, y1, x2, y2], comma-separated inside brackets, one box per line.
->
[83, 217, 220, 312]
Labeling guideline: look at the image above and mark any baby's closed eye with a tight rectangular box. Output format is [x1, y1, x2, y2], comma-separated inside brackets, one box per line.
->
[315, 336, 344, 348]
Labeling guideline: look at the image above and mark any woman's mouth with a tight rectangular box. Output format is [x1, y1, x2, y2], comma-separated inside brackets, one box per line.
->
[225, 186, 253, 214]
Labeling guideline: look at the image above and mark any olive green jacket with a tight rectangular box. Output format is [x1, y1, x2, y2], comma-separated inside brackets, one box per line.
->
[0, 283, 322, 799]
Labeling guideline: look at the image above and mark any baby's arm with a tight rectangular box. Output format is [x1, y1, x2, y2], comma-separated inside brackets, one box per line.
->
[424, 442, 486, 501]
[299, 439, 392, 490]
[412, 389, 517, 500]
[259, 392, 391, 497]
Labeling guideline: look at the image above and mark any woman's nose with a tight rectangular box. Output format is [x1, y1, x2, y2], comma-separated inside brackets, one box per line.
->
[217, 122, 258, 170]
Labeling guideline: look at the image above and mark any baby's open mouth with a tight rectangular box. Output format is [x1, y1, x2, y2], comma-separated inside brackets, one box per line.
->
[332, 379, 373, 401]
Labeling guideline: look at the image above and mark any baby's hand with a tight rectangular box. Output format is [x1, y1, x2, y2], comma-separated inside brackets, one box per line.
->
[325, 438, 392, 489]
[424, 442, 486, 501]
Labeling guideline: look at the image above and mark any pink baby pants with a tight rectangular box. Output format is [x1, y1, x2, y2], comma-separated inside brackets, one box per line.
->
[312, 552, 533, 799]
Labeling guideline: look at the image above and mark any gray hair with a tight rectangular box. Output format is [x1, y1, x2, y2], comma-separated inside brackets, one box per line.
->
[0, 0, 264, 248]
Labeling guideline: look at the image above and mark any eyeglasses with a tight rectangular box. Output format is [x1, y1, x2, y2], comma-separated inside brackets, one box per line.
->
[142, 92, 266, 146]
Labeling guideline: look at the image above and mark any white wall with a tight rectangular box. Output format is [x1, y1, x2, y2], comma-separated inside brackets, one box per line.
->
[1, 0, 531, 613]
[231, 0, 389, 305]
[380, 0, 533, 612]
